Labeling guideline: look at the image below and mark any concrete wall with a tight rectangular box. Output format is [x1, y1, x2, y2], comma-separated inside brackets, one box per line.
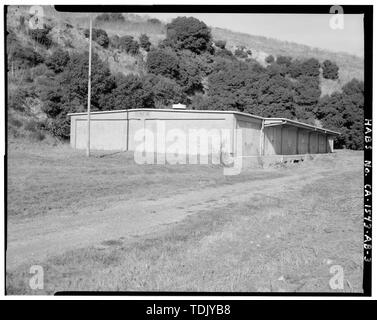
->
[70, 109, 336, 158]
[281, 126, 298, 155]
[309, 132, 319, 154]
[264, 126, 282, 155]
[236, 115, 262, 156]
[297, 129, 309, 154]
[70, 110, 236, 157]
[319, 134, 327, 153]
[72, 111, 128, 150]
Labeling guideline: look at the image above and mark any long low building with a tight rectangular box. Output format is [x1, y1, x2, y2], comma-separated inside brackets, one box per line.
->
[68, 108, 339, 162]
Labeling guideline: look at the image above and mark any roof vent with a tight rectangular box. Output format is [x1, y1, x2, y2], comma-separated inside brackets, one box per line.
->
[172, 103, 186, 109]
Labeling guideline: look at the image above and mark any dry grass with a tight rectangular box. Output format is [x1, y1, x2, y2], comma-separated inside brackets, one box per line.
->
[7, 140, 284, 220]
[6, 142, 364, 294]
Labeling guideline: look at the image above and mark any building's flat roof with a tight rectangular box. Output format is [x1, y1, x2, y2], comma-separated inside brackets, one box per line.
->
[67, 108, 340, 135]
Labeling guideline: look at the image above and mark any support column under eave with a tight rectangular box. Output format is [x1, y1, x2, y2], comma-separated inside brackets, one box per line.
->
[308, 132, 311, 154]
[259, 119, 265, 156]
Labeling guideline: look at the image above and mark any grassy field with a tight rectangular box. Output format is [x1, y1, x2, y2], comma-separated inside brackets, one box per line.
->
[6, 141, 364, 294]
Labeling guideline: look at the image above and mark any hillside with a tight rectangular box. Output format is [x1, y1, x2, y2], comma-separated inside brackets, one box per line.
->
[8, 6, 363, 85]
[6, 6, 364, 150]
[211, 28, 363, 87]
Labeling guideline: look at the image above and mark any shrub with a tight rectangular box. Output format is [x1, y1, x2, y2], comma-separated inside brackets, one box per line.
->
[9, 42, 44, 68]
[8, 88, 29, 111]
[166, 16, 212, 54]
[29, 28, 52, 47]
[29, 131, 45, 141]
[46, 115, 70, 139]
[322, 60, 339, 80]
[276, 55, 292, 66]
[24, 119, 42, 132]
[265, 55, 274, 64]
[45, 49, 70, 73]
[234, 48, 248, 59]
[139, 34, 151, 52]
[148, 18, 162, 24]
[109, 35, 121, 49]
[9, 117, 23, 128]
[119, 35, 139, 55]
[214, 48, 234, 59]
[214, 40, 226, 49]
[84, 28, 109, 48]
[301, 58, 320, 77]
[95, 13, 125, 23]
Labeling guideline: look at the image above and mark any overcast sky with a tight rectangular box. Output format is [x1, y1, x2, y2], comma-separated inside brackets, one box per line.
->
[143, 13, 364, 57]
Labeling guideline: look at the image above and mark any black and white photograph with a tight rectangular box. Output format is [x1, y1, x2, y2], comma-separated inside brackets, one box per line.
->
[2, 3, 373, 299]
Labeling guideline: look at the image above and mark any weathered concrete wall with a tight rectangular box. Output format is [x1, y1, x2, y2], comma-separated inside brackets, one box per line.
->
[72, 111, 128, 150]
[136, 110, 234, 160]
[264, 126, 282, 155]
[309, 132, 319, 154]
[70, 110, 236, 157]
[236, 116, 262, 156]
[281, 126, 298, 155]
[318, 134, 327, 153]
[297, 129, 309, 154]
[69, 110, 336, 158]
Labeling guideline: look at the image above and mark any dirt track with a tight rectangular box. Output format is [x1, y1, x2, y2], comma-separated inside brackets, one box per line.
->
[7, 163, 334, 269]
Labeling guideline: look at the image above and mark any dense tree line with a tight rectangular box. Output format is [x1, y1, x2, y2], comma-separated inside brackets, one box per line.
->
[9, 16, 363, 149]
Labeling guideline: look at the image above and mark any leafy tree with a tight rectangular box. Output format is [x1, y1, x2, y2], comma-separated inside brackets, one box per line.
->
[265, 55, 274, 64]
[139, 34, 151, 51]
[322, 60, 339, 80]
[143, 74, 187, 108]
[300, 58, 320, 77]
[293, 75, 321, 106]
[45, 49, 70, 73]
[8, 42, 44, 69]
[146, 48, 180, 79]
[84, 28, 109, 48]
[287, 59, 302, 78]
[166, 16, 212, 54]
[315, 79, 364, 150]
[8, 87, 30, 111]
[234, 48, 248, 59]
[109, 35, 121, 49]
[176, 52, 204, 94]
[29, 28, 52, 47]
[59, 52, 115, 109]
[119, 35, 139, 55]
[214, 48, 234, 60]
[276, 55, 292, 66]
[100, 74, 154, 110]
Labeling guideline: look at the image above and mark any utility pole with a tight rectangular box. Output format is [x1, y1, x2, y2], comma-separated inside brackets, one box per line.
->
[86, 18, 92, 157]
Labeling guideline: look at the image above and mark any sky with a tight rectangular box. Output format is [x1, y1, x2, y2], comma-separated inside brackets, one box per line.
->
[143, 13, 364, 57]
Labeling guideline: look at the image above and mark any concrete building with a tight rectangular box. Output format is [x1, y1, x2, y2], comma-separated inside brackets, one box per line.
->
[68, 108, 339, 165]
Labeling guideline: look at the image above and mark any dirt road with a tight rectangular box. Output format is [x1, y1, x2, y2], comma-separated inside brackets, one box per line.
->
[7, 164, 334, 269]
